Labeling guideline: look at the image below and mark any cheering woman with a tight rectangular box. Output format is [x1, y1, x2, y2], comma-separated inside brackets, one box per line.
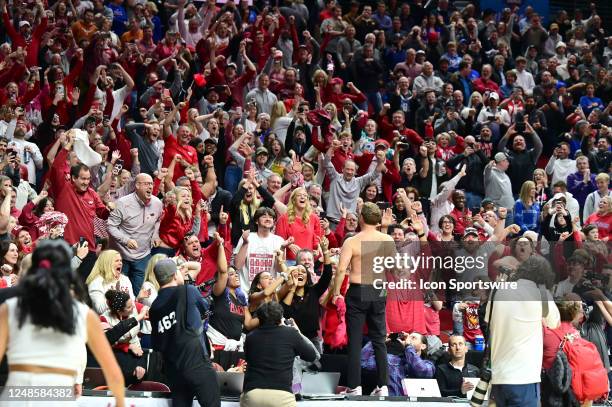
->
[0, 240, 125, 406]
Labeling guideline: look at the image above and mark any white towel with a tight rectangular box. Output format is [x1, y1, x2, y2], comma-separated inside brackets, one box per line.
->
[70, 129, 102, 167]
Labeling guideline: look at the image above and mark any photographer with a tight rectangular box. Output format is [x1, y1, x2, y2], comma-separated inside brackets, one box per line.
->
[241, 302, 318, 407]
[486, 256, 560, 407]
[149, 259, 220, 407]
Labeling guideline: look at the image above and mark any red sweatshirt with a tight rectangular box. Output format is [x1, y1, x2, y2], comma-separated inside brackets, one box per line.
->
[158, 180, 203, 249]
[2, 13, 47, 67]
[162, 134, 198, 182]
[275, 212, 323, 261]
[585, 212, 612, 241]
[50, 149, 110, 248]
[377, 115, 424, 149]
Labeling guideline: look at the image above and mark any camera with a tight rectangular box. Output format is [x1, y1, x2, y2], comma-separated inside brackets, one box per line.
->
[573, 272, 610, 299]
[470, 367, 492, 406]
[591, 123, 602, 130]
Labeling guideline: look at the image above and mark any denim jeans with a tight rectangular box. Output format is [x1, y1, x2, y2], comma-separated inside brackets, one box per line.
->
[491, 383, 540, 407]
[122, 254, 151, 297]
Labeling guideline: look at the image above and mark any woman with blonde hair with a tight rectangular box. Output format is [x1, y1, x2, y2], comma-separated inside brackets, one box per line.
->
[514, 180, 541, 234]
[156, 183, 203, 257]
[323, 102, 342, 132]
[270, 101, 295, 144]
[275, 187, 323, 262]
[86, 250, 135, 315]
[533, 168, 551, 204]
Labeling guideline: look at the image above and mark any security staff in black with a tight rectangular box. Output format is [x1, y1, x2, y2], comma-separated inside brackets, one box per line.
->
[149, 259, 220, 407]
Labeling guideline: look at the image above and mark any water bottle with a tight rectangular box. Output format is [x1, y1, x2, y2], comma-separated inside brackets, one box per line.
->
[474, 335, 485, 352]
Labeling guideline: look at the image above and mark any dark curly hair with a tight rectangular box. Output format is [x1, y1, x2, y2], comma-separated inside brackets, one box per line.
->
[17, 240, 86, 335]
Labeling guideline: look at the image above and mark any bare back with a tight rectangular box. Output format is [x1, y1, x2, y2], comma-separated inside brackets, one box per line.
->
[339, 227, 395, 285]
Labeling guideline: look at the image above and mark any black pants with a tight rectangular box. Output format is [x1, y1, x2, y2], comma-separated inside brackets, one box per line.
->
[345, 284, 388, 389]
[166, 356, 220, 407]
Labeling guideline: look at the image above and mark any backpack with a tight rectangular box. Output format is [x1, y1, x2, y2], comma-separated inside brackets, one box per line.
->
[552, 330, 610, 402]
[543, 347, 579, 407]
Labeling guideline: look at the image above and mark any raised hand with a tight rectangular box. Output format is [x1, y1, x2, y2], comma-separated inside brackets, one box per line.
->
[320, 236, 329, 252]
[111, 150, 121, 164]
[411, 213, 424, 234]
[241, 229, 250, 243]
[219, 205, 228, 224]
[381, 207, 393, 228]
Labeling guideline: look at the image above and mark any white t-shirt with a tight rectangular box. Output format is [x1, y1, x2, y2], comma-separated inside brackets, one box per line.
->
[486, 279, 560, 385]
[235, 232, 284, 292]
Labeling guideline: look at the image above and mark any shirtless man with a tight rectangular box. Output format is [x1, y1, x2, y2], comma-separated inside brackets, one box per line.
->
[332, 202, 395, 396]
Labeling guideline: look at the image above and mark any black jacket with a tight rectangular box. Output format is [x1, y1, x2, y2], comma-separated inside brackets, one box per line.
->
[243, 324, 317, 394]
[435, 361, 480, 397]
[210, 187, 232, 229]
[447, 150, 488, 196]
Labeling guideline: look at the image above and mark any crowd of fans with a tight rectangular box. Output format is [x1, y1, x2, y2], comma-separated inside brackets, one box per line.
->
[0, 0, 611, 404]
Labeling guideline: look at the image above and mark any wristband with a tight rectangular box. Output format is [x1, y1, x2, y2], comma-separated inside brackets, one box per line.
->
[417, 232, 425, 238]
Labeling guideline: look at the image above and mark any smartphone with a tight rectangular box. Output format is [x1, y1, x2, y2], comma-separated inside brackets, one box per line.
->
[376, 201, 391, 210]
[79, 237, 86, 246]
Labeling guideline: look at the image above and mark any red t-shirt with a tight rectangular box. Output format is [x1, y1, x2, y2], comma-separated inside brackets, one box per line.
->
[162, 135, 198, 182]
[585, 212, 612, 241]
[275, 212, 323, 260]
[462, 302, 482, 343]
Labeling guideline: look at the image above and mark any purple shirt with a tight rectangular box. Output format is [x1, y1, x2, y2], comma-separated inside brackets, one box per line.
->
[361, 341, 435, 395]
[567, 171, 597, 207]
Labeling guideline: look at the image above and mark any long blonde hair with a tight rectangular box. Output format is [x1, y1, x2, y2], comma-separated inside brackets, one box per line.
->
[174, 186, 193, 221]
[519, 180, 536, 206]
[324, 103, 341, 128]
[143, 254, 166, 291]
[238, 179, 261, 227]
[287, 187, 313, 225]
[312, 69, 328, 88]
[86, 250, 121, 285]
[270, 101, 287, 129]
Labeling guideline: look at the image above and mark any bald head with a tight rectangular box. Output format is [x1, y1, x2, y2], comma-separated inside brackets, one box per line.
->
[135, 173, 154, 202]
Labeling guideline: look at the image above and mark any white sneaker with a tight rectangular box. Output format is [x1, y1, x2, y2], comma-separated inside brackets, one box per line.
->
[370, 386, 389, 396]
[342, 386, 362, 395]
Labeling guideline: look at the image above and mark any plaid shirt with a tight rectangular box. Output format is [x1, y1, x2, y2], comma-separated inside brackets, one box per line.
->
[361, 342, 435, 396]
[513, 200, 541, 234]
